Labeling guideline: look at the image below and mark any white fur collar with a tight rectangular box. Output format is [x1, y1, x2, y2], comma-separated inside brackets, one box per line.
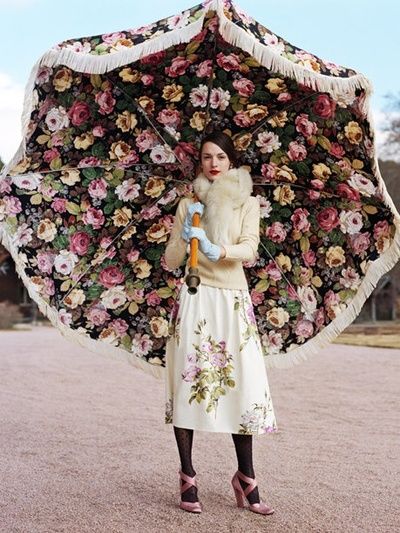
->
[192, 166, 253, 245]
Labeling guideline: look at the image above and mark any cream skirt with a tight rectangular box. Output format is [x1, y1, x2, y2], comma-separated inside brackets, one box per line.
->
[165, 284, 278, 435]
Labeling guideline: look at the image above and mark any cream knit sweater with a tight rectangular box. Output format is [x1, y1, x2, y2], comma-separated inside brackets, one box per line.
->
[165, 195, 260, 290]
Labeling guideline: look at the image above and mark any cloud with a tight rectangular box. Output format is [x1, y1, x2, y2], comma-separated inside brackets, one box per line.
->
[0, 72, 25, 165]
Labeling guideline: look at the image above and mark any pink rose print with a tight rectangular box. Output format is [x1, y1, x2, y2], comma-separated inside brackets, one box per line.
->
[95, 90, 116, 115]
[146, 290, 161, 306]
[251, 289, 264, 305]
[99, 266, 125, 288]
[110, 318, 129, 336]
[295, 114, 318, 138]
[68, 101, 91, 126]
[69, 231, 91, 256]
[295, 319, 314, 340]
[51, 198, 68, 213]
[302, 250, 317, 267]
[36, 251, 55, 274]
[266, 222, 287, 243]
[291, 208, 310, 232]
[88, 178, 108, 200]
[287, 141, 307, 161]
[330, 142, 345, 158]
[82, 207, 105, 229]
[141, 74, 154, 86]
[232, 78, 255, 97]
[165, 57, 191, 77]
[373, 220, 390, 239]
[349, 232, 370, 255]
[43, 148, 60, 163]
[336, 183, 360, 201]
[196, 60, 213, 77]
[313, 95, 337, 119]
[86, 305, 111, 326]
[317, 207, 340, 232]
[216, 52, 241, 71]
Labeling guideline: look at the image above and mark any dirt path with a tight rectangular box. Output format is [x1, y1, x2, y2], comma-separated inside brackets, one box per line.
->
[0, 326, 399, 532]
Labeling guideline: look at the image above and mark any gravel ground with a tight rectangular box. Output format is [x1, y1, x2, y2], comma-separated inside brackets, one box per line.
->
[0, 326, 399, 533]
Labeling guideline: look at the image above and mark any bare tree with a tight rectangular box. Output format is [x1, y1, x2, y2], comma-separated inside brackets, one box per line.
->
[378, 159, 400, 210]
[381, 92, 400, 159]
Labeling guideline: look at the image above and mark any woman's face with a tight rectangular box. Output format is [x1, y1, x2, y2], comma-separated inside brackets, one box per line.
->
[200, 141, 231, 181]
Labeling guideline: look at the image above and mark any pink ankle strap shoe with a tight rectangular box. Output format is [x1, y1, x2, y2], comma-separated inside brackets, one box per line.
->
[231, 470, 274, 515]
[178, 470, 202, 513]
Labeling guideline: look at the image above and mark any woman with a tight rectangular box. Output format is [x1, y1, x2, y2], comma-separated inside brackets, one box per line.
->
[164, 131, 277, 515]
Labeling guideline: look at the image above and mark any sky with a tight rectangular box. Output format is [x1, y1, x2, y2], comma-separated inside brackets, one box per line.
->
[0, 0, 399, 163]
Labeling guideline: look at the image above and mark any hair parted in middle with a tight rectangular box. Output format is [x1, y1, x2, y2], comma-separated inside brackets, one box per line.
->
[199, 131, 238, 168]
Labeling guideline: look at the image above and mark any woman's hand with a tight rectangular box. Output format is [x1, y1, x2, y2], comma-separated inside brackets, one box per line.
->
[187, 227, 221, 262]
[181, 201, 204, 242]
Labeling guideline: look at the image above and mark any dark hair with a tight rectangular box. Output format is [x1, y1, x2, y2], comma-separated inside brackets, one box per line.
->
[199, 131, 238, 167]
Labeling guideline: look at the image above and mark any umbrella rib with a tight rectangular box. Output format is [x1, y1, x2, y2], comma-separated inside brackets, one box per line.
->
[58, 181, 180, 306]
[248, 92, 317, 138]
[7, 165, 192, 183]
[258, 240, 309, 314]
[6, 163, 173, 176]
[103, 75, 191, 176]
[199, 30, 218, 143]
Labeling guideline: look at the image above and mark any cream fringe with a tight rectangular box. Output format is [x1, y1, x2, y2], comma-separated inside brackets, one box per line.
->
[0, 0, 374, 182]
[214, 1, 372, 98]
[1, 0, 399, 375]
[0, 225, 166, 380]
[264, 223, 400, 369]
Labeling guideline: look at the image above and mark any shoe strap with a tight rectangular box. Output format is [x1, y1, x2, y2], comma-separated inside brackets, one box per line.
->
[179, 470, 197, 494]
[236, 470, 257, 497]
[180, 500, 202, 511]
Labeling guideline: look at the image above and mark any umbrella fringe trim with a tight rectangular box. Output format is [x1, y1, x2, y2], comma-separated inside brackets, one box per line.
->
[36, 14, 206, 74]
[1, 213, 400, 375]
[0, 0, 374, 179]
[1, 0, 398, 375]
[214, 0, 373, 96]
[0, 14, 207, 176]
[264, 220, 400, 369]
[0, 226, 165, 380]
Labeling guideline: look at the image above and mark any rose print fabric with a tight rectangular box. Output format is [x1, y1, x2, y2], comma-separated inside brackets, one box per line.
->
[0, 0, 399, 377]
[165, 285, 277, 435]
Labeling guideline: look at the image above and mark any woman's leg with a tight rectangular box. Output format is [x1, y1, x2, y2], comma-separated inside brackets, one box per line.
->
[231, 433, 260, 504]
[173, 426, 198, 503]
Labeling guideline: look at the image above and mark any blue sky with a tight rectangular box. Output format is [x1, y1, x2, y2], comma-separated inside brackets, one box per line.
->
[0, 0, 399, 162]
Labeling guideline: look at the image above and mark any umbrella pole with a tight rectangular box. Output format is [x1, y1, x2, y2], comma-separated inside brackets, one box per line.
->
[185, 211, 201, 295]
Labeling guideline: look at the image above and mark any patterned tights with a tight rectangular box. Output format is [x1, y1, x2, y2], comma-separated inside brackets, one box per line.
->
[173, 426, 260, 504]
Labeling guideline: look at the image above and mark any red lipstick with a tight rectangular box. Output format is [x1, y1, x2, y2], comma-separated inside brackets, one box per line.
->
[210, 170, 220, 175]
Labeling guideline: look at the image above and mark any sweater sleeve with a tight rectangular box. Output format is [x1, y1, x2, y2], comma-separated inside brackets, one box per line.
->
[164, 198, 190, 270]
[223, 196, 260, 262]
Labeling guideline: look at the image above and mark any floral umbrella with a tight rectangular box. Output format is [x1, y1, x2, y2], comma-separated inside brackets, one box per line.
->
[1, 0, 399, 378]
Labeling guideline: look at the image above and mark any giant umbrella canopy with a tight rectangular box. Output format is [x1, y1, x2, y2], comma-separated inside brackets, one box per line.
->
[0, 0, 399, 378]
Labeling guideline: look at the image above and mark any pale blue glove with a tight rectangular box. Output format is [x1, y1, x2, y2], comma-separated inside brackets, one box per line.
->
[181, 202, 204, 242]
[187, 227, 221, 262]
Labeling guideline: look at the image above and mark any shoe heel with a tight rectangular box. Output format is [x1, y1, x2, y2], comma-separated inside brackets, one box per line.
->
[233, 487, 245, 508]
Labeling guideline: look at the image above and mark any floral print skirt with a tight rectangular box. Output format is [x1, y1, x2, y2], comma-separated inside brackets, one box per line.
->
[165, 284, 278, 435]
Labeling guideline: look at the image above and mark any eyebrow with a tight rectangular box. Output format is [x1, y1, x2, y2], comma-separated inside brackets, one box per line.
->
[202, 152, 227, 156]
